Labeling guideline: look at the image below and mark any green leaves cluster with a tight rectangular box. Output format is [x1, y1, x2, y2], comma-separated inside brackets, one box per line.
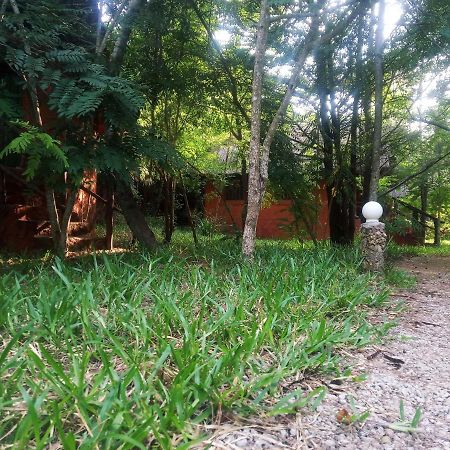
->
[0, 121, 68, 180]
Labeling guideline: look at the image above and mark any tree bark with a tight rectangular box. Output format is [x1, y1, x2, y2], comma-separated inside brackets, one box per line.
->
[109, 0, 145, 75]
[105, 183, 114, 250]
[368, 0, 385, 201]
[242, 0, 270, 258]
[419, 182, 428, 244]
[180, 173, 198, 245]
[317, 46, 352, 245]
[57, 189, 78, 256]
[115, 178, 158, 249]
[349, 13, 364, 237]
[45, 187, 61, 246]
[45, 186, 78, 257]
[362, 6, 377, 204]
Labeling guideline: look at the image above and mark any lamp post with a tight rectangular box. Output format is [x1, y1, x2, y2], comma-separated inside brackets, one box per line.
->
[361, 201, 387, 271]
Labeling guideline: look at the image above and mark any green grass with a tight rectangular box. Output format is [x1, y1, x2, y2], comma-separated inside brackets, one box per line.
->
[383, 266, 416, 289]
[387, 240, 450, 258]
[0, 233, 390, 449]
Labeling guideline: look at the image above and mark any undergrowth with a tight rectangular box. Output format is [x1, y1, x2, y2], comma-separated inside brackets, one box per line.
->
[387, 241, 450, 258]
[0, 235, 390, 449]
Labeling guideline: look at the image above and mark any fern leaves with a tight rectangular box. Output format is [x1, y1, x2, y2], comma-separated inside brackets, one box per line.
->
[0, 121, 68, 180]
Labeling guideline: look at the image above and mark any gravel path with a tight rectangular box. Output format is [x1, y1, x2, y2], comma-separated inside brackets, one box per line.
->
[197, 256, 450, 449]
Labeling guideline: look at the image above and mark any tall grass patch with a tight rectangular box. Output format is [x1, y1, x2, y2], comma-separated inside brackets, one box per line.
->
[0, 240, 388, 448]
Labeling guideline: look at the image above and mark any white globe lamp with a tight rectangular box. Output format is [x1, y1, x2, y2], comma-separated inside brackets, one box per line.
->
[362, 201, 383, 223]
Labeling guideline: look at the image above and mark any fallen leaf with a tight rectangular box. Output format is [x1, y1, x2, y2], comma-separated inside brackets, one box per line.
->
[336, 408, 352, 425]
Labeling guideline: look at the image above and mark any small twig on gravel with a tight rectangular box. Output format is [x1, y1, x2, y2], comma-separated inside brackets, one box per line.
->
[382, 353, 405, 369]
[367, 349, 382, 360]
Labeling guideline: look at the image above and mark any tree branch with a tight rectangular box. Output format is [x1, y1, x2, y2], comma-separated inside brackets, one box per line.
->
[380, 147, 450, 198]
[269, 12, 316, 23]
[412, 118, 450, 132]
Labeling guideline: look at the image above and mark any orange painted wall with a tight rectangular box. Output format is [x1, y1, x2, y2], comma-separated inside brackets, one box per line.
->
[204, 182, 334, 240]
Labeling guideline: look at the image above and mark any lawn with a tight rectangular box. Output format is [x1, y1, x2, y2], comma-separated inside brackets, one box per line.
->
[0, 231, 392, 448]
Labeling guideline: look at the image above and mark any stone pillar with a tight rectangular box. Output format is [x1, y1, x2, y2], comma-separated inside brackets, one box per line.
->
[361, 201, 387, 272]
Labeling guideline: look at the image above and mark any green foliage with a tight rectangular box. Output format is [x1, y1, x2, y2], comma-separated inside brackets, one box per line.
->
[0, 238, 389, 448]
[46, 66, 144, 124]
[0, 81, 21, 120]
[0, 121, 68, 180]
[384, 215, 420, 237]
[93, 129, 185, 184]
[384, 267, 416, 289]
[387, 241, 450, 258]
[387, 400, 422, 433]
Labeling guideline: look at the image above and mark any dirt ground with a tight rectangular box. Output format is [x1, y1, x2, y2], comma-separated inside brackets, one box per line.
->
[197, 256, 450, 449]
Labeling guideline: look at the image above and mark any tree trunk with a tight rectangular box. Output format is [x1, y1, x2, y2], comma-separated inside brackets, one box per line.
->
[105, 183, 114, 250]
[368, 0, 385, 201]
[45, 187, 61, 246]
[163, 174, 175, 243]
[240, 157, 247, 231]
[242, 0, 371, 256]
[115, 178, 158, 249]
[242, 0, 269, 258]
[57, 189, 78, 256]
[180, 173, 198, 245]
[317, 47, 347, 245]
[45, 186, 78, 257]
[420, 182, 428, 244]
[109, 0, 145, 75]
[349, 13, 364, 236]
[105, 0, 159, 248]
[361, 6, 377, 204]
[433, 218, 440, 246]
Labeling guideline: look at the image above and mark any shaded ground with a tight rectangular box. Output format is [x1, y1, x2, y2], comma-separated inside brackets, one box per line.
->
[198, 256, 450, 449]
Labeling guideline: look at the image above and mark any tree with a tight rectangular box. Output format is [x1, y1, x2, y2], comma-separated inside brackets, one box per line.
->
[368, 0, 385, 201]
[242, 0, 373, 257]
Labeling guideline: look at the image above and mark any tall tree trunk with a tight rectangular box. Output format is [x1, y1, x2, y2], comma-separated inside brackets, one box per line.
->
[109, 0, 145, 75]
[106, 0, 159, 249]
[420, 182, 428, 244]
[368, 0, 385, 201]
[242, 0, 270, 258]
[349, 13, 364, 236]
[361, 90, 373, 204]
[316, 47, 334, 231]
[45, 186, 78, 257]
[115, 178, 158, 249]
[105, 183, 114, 250]
[362, 6, 377, 204]
[328, 57, 353, 245]
[317, 46, 351, 245]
